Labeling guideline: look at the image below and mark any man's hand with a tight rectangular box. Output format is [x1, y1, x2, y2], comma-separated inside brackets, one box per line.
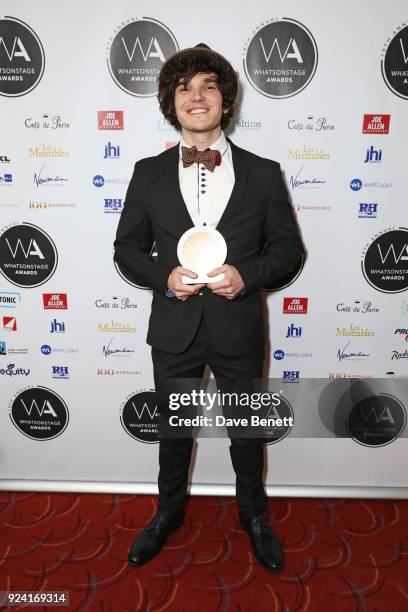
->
[167, 266, 205, 301]
[207, 264, 244, 300]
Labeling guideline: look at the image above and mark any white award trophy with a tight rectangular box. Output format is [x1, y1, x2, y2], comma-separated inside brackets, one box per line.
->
[177, 226, 227, 284]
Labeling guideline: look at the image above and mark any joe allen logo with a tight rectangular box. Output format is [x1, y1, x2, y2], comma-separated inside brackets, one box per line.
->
[381, 22, 408, 100]
[283, 297, 308, 314]
[9, 386, 69, 440]
[0, 16, 45, 97]
[362, 114, 390, 134]
[0, 222, 57, 288]
[97, 110, 124, 130]
[243, 17, 318, 98]
[107, 17, 178, 97]
[362, 227, 408, 293]
[43, 293, 68, 309]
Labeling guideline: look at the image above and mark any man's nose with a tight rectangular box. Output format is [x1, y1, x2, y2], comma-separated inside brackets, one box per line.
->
[190, 87, 205, 101]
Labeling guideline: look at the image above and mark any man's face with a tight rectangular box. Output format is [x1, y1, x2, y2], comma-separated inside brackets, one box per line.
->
[174, 72, 225, 135]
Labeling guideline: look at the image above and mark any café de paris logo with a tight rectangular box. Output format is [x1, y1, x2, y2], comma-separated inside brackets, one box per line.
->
[243, 17, 318, 98]
[0, 16, 45, 97]
[107, 17, 178, 97]
[381, 21, 408, 100]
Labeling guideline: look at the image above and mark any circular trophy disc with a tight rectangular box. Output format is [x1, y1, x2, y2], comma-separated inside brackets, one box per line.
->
[177, 226, 227, 278]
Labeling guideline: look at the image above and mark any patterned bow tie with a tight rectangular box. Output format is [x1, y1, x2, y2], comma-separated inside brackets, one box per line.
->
[181, 145, 221, 172]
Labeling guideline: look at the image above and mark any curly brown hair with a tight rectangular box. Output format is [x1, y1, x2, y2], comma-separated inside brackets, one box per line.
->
[158, 45, 238, 131]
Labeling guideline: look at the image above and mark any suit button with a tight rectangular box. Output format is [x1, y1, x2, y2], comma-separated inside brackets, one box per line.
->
[199, 292, 203, 296]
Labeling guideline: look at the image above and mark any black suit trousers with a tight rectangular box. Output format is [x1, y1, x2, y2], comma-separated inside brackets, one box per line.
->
[152, 313, 267, 519]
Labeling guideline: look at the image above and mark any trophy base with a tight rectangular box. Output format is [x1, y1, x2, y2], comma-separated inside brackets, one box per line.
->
[182, 273, 225, 284]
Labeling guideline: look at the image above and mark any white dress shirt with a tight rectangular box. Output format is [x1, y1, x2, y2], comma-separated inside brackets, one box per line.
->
[178, 131, 234, 228]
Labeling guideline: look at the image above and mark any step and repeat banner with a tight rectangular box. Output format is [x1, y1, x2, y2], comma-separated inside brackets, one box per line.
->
[0, 0, 407, 494]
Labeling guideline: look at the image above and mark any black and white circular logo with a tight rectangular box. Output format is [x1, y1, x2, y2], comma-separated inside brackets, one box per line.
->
[362, 227, 408, 293]
[0, 222, 57, 288]
[381, 24, 408, 100]
[263, 250, 305, 292]
[0, 17, 45, 97]
[243, 18, 317, 98]
[107, 18, 178, 97]
[114, 242, 157, 290]
[346, 393, 406, 447]
[9, 386, 69, 440]
[262, 395, 294, 445]
[120, 390, 158, 443]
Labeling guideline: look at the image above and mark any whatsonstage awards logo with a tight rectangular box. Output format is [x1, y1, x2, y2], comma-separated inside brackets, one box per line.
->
[346, 393, 406, 447]
[243, 17, 318, 98]
[9, 386, 69, 440]
[381, 22, 408, 100]
[106, 17, 178, 97]
[0, 16, 45, 97]
[0, 222, 57, 288]
[362, 227, 408, 293]
[120, 390, 158, 443]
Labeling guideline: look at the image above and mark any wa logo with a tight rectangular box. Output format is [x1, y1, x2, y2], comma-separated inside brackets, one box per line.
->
[347, 394, 406, 447]
[362, 228, 408, 294]
[120, 390, 158, 443]
[6, 237, 44, 259]
[382, 23, 408, 100]
[260, 38, 303, 63]
[0, 17, 45, 97]
[243, 18, 317, 98]
[108, 18, 178, 97]
[0, 223, 57, 288]
[9, 386, 69, 440]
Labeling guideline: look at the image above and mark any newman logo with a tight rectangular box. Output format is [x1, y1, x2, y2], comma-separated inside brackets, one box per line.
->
[283, 297, 308, 314]
[362, 114, 390, 134]
[358, 203, 378, 218]
[97, 111, 124, 130]
[43, 293, 68, 309]
[2, 316, 16, 331]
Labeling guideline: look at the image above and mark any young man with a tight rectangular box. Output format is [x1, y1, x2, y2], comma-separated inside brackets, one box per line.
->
[114, 44, 303, 572]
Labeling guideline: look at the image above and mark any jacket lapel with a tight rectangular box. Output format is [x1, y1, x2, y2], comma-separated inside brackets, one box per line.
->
[216, 139, 248, 232]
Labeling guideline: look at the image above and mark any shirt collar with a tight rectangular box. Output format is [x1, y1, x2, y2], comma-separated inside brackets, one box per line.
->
[179, 131, 228, 158]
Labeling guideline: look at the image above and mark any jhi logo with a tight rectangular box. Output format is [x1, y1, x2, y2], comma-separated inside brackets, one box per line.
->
[50, 319, 65, 333]
[364, 146, 382, 163]
[286, 323, 302, 338]
[104, 142, 120, 159]
[358, 203, 378, 218]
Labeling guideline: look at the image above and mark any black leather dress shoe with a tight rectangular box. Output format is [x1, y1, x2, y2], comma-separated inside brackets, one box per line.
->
[128, 510, 183, 566]
[240, 513, 284, 572]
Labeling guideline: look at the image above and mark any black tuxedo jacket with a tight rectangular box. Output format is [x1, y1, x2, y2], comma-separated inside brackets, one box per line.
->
[114, 139, 303, 355]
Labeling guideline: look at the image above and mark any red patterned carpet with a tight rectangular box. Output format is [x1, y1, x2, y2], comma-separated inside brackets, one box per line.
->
[0, 492, 407, 611]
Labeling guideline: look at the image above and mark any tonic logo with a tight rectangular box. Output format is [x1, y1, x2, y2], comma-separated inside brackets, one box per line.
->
[132, 401, 157, 420]
[378, 243, 408, 264]
[121, 36, 166, 62]
[0, 35, 30, 61]
[20, 397, 58, 418]
[259, 38, 303, 63]
[5, 237, 45, 259]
